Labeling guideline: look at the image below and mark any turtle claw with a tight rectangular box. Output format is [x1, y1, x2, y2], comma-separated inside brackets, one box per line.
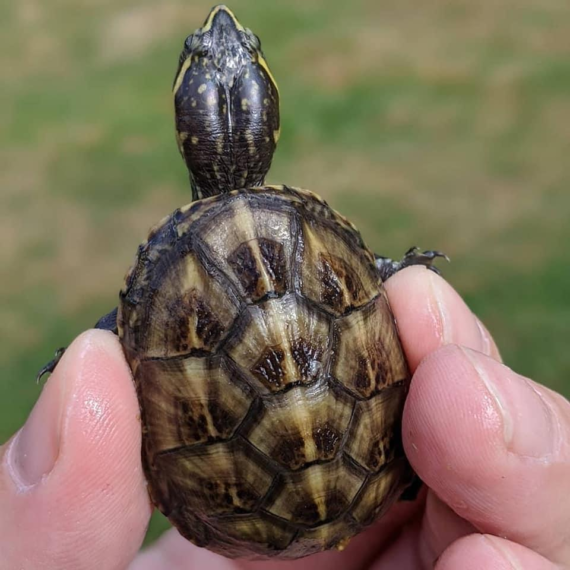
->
[36, 347, 66, 384]
[375, 246, 450, 282]
[403, 246, 450, 275]
[35, 308, 117, 385]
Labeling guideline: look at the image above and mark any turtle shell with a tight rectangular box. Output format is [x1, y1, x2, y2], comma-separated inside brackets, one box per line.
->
[118, 185, 414, 559]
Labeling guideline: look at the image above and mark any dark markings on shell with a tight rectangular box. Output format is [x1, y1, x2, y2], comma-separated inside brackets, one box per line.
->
[258, 238, 286, 292]
[285, 187, 363, 247]
[209, 401, 238, 437]
[228, 239, 286, 302]
[355, 355, 372, 392]
[313, 423, 341, 459]
[208, 511, 299, 557]
[228, 242, 262, 298]
[322, 490, 348, 521]
[350, 458, 411, 527]
[134, 355, 256, 454]
[149, 437, 276, 520]
[167, 290, 224, 353]
[291, 499, 321, 526]
[344, 382, 407, 473]
[177, 399, 209, 443]
[251, 345, 286, 389]
[318, 254, 343, 310]
[271, 435, 306, 470]
[119, 186, 414, 559]
[291, 338, 323, 382]
[194, 295, 224, 345]
[262, 456, 368, 529]
[203, 478, 260, 515]
[318, 253, 365, 314]
[367, 353, 388, 393]
[329, 294, 408, 401]
[367, 432, 394, 472]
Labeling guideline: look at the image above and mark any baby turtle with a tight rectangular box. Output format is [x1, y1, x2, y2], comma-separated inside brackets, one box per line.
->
[38, 5, 446, 559]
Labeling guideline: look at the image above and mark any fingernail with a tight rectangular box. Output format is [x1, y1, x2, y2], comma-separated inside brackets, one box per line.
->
[427, 271, 492, 355]
[474, 316, 502, 361]
[426, 270, 452, 345]
[7, 363, 67, 489]
[462, 347, 555, 458]
[474, 317, 492, 357]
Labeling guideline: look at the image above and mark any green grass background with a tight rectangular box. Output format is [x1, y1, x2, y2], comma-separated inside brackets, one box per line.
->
[1, 0, 569, 543]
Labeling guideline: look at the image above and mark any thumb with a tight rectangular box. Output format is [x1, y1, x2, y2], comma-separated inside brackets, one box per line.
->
[0, 330, 151, 570]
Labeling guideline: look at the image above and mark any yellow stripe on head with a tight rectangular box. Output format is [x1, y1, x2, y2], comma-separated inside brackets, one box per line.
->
[202, 5, 245, 33]
[257, 53, 279, 95]
[173, 56, 193, 97]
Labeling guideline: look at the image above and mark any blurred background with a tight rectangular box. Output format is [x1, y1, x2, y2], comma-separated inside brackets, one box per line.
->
[1, 0, 569, 543]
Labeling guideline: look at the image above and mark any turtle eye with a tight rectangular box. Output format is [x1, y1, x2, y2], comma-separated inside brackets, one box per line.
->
[243, 28, 261, 52]
[184, 34, 194, 50]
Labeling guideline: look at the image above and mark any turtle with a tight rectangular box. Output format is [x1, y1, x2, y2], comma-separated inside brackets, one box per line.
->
[37, 4, 447, 560]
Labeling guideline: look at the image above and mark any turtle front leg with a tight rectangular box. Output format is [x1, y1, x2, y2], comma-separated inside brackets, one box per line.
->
[375, 248, 448, 502]
[375, 246, 449, 282]
[36, 307, 119, 383]
[93, 306, 118, 333]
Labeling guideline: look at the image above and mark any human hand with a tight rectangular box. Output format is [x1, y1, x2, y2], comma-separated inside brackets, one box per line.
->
[2, 267, 569, 569]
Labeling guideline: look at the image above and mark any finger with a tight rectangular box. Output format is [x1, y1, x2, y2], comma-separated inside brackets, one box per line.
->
[405, 345, 570, 566]
[384, 267, 501, 371]
[0, 330, 151, 570]
[417, 492, 477, 566]
[364, 492, 475, 569]
[436, 534, 562, 570]
[385, 267, 503, 563]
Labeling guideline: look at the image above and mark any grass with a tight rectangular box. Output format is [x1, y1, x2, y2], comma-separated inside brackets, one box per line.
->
[2, 0, 569, 544]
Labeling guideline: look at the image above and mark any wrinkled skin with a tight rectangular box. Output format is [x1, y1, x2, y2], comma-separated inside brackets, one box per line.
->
[2, 268, 569, 570]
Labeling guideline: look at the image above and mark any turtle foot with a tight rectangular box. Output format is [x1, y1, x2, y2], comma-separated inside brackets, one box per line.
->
[375, 246, 449, 282]
[35, 307, 118, 383]
[36, 348, 66, 384]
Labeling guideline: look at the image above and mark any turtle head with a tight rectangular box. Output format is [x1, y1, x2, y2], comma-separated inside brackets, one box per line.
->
[173, 5, 280, 200]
